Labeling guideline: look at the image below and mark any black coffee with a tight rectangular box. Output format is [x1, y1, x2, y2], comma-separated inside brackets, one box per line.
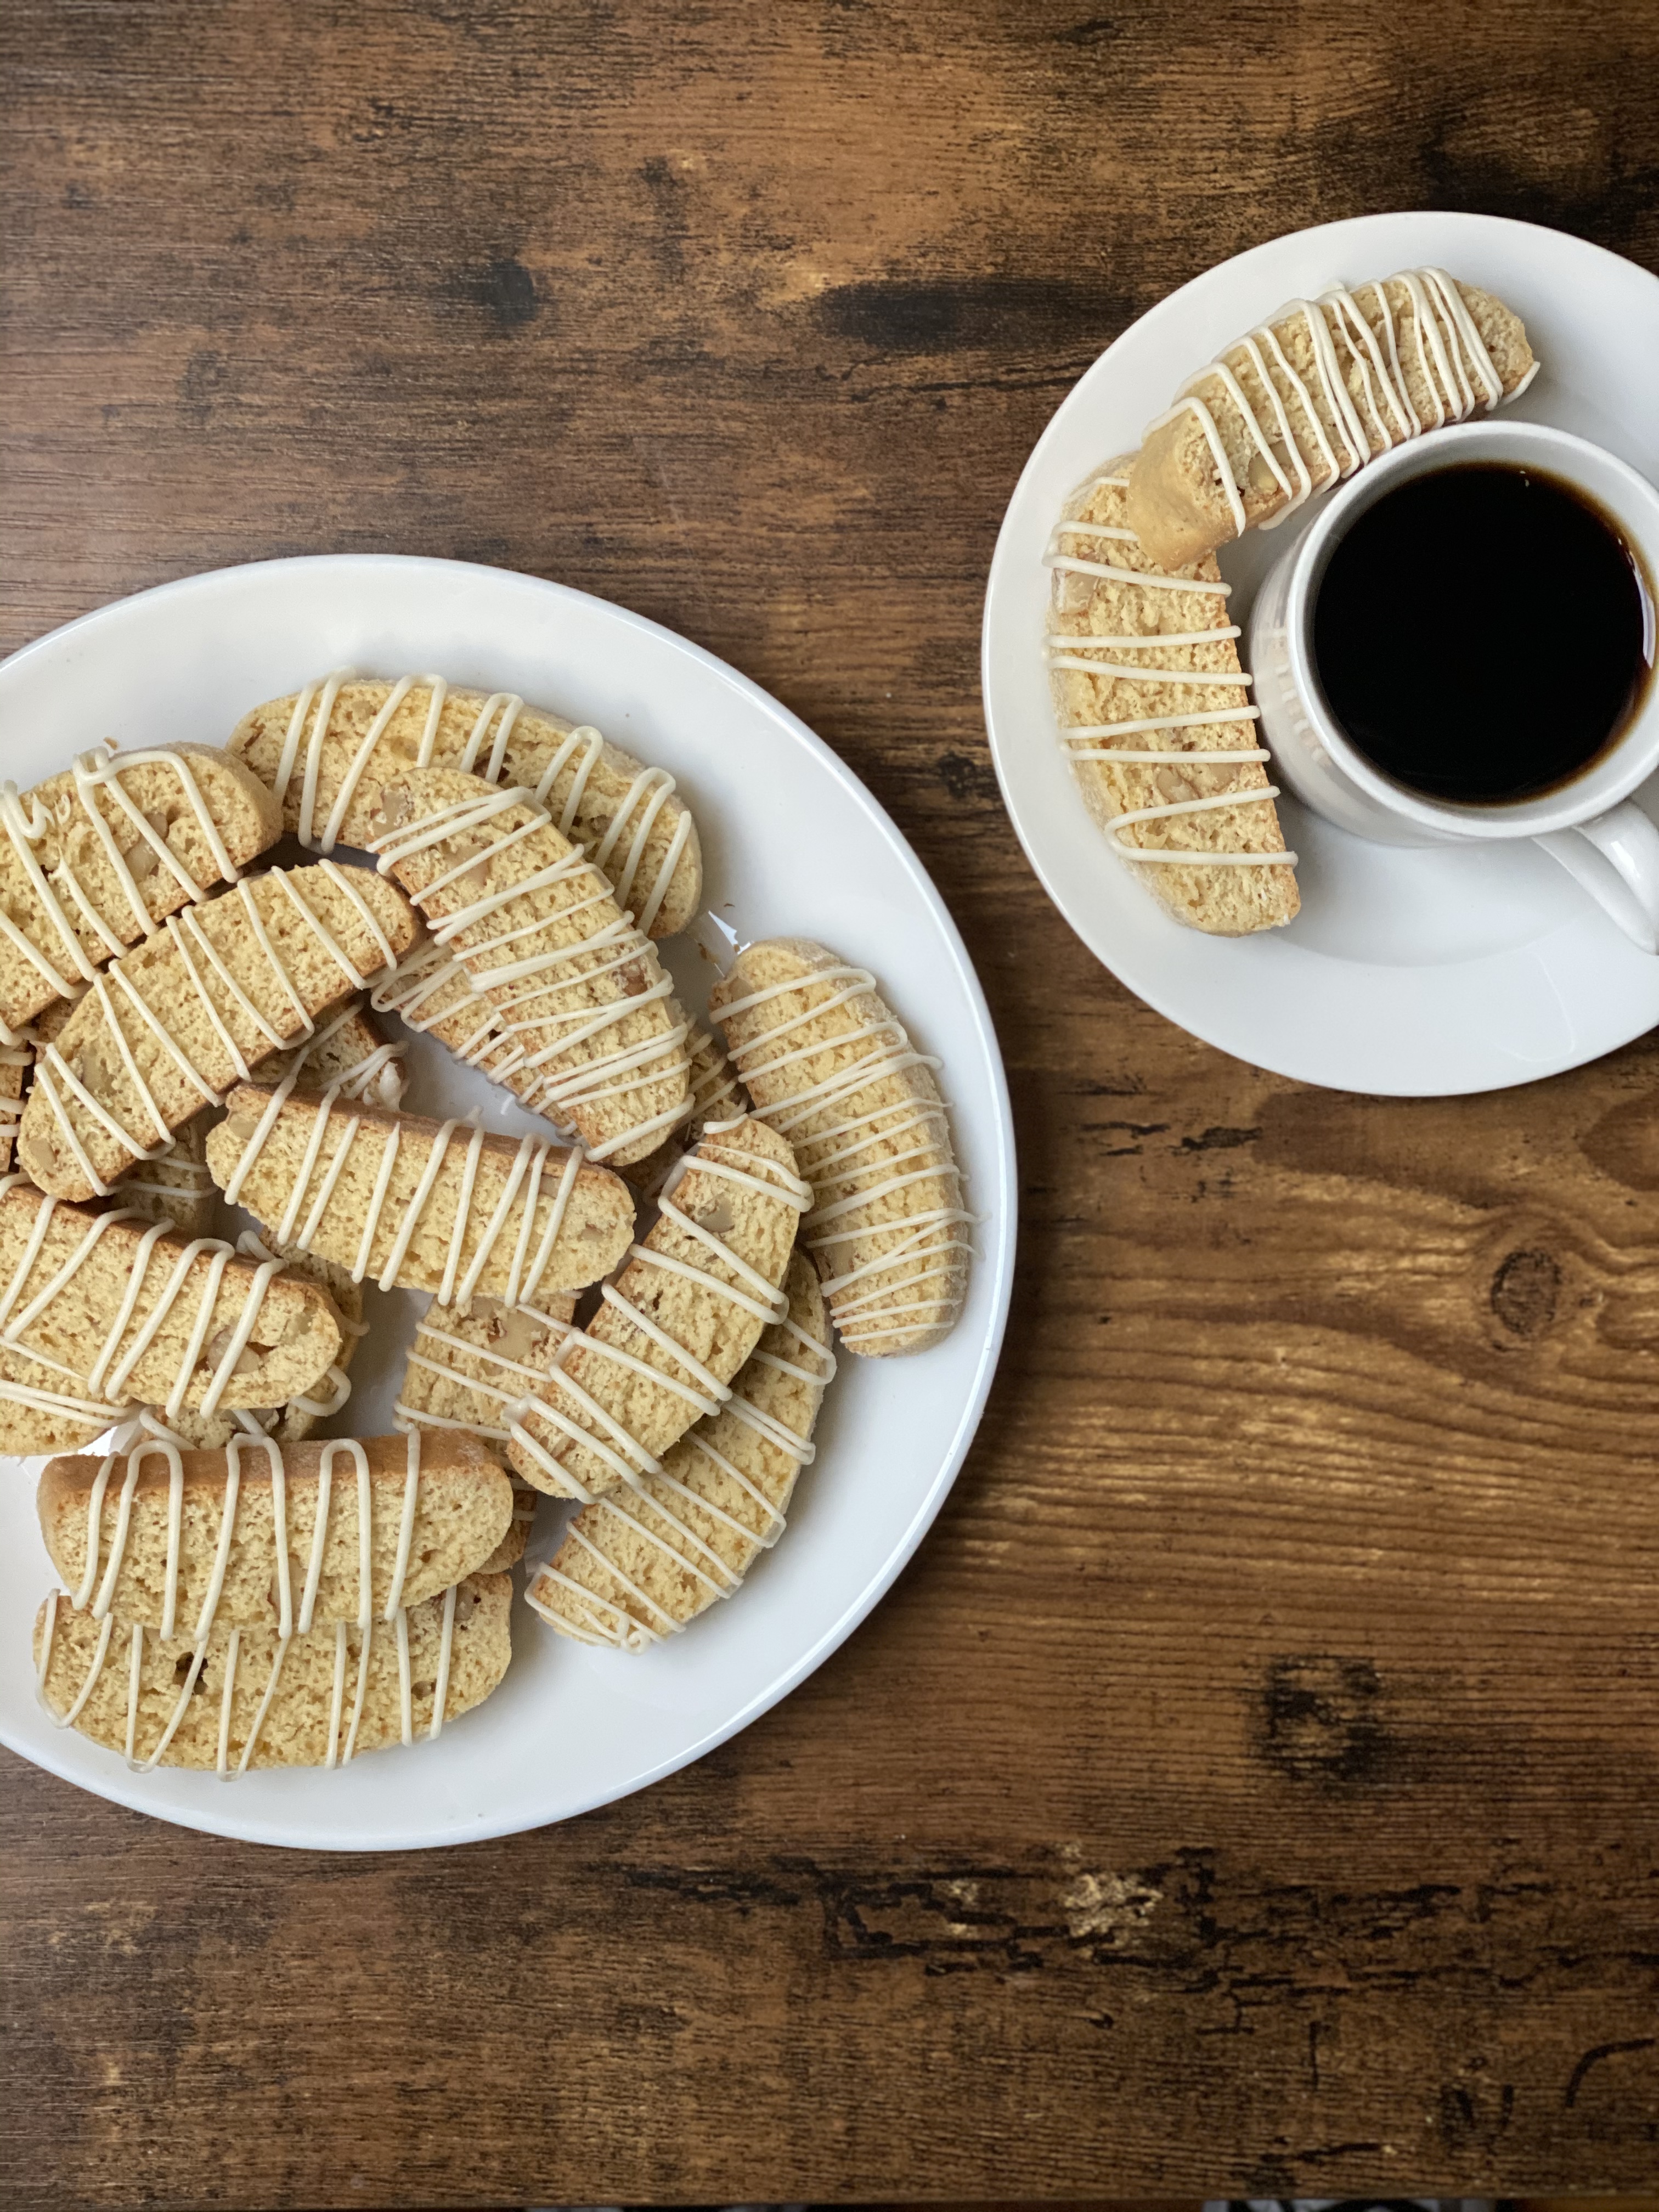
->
[1311, 462, 1652, 805]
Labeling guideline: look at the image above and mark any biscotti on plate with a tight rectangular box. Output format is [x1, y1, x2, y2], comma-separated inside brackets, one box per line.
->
[38, 1430, 512, 1630]
[367, 764, 692, 1165]
[15, 862, 417, 1200]
[527, 1251, 833, 1648]
[509, 1116, 810, 1499]
[1126, 269, 1538, 566]
[227, 674, 702, 936]
[206, 1084, 635, 1304]
[710, 940, 970, 1355]
[0, 1181, 343, 1456]
[1047, 456, 1300, 935]
[0, 744, 279, 1039]
[35, 1570, 510, 1771]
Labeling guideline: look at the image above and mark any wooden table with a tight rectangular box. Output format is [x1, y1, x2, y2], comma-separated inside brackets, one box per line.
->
[5, 2, 1659, 2200]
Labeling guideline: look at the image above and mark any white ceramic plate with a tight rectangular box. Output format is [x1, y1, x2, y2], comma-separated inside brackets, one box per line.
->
[0, 557, 1015, 1849]
[984, 211, 1659, 1096]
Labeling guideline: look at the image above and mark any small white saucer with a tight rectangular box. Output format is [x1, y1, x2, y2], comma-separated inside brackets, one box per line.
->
[982, 211, 1659, 1096]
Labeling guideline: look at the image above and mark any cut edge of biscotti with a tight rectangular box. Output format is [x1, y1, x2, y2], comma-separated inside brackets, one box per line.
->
[1046, 454, 1300, 937]
[0, 1180, 345, 1458]
[15, 864, 418, 1203]
[204, 1084, 635, 1304]
[507, 1114, 810, 1499]
[37, 1430, 512, 1629]
[33, 1570, 511, 1772]
[225, 675, 703, 937]
[710, 938, 971, 1357]
[526, 1249, 833, 1647]
[1125, 272, 1537, 566]
[0, 743, 281, 1040]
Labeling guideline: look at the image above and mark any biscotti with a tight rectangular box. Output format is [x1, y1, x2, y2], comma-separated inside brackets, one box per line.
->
[394, 1296, 578, 1572]
[16, 862, 417, 1200]
[367, 765, 691, 1165]
[272, 995, 407, 1110]
[38, 1430, 512, 1630]
[206, 1083, 635, 1304]
[1047, 456, 1300, 934]
[35, 1570, 510, 1771]
[396, 1293, 577, 1444]
[526, 1252, 833, 1647]
[710, 940, 970, 1355]
[509, 1116, 810, 1499]
[0, 744, 279, 1039]
[0, 1041, 27, 1174]
[1126, 270, 1538, 566]
[227, 674, 702, 936]
[0, 1181, 343, 1455]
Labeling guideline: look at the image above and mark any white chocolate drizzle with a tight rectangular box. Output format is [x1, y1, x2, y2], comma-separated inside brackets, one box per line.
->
[367, 782, 692, 1160]
[220, 1074, 590, 1310]
[1045, 476, 1297, 871]
[1144, 268, 1537, 544]
[0, 744, 244, 1045]
[524, 1307, 835, 1650]
[30, 866, 402, 1197]
[712, 974, 973, 1348]
[0, 1177, 290, 1435]
[33, 1431, 462, 1772]
[506, 1120, 811, 1496]
[272, 672, 693, 933]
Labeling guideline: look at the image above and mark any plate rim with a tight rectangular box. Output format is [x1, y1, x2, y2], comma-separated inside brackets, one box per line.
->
[0, 551, 1018, 1850]
[981, 207, 1659, 1098]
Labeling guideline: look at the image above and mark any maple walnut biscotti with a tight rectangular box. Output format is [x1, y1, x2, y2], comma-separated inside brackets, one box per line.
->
[228, 673, 702, 936]
[1126, 270, 1538, 567]
[0, 1181, 343, 1456]
[395, 1295, 578, 1571]
[206, 1083, 634, 1304]
[367, 766, 691, 1165]
[509, 1117, 810, 1499]
[35, 1571, 510, 1773]
[38, 1430, 512, 1632]
[1047, 456, 1299, 934]
[527, 1252, 833, 1647]
[0, 744, 279, 1039]
[710, 940, 971, 1355]
[16, 862, 417, 1201]
[264, 995, 408, 1110]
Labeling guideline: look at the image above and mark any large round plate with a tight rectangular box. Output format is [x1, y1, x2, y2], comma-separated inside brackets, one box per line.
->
[0, 556, 1014, 1849]
[983, 211, 1659, 1096]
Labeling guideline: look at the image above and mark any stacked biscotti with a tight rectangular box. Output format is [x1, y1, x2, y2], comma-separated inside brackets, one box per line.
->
[5, 669, 983, 1798]
[32, 1432, 515, 1769]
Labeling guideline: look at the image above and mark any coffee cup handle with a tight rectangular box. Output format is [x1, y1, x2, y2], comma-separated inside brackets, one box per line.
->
[1536, 802, 1659, 954]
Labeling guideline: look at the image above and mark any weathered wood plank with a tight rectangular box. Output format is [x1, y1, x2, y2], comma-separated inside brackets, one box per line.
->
[5, 0, 1659, 2199]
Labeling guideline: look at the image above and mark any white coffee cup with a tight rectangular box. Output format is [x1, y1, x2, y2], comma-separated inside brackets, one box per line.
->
[1246, 420, 1659, 949]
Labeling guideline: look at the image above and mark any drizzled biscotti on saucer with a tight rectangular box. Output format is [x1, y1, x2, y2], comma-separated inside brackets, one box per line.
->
[35, 1571, 511, 1771]
[228, 674, 702, 936]
[0, 744, 279, 1039]
[205, 1086, 635, 1304]
[0, 1182, 343, 1456]
[526, 1251, 833, 1649]
[1047, 457, 1300, 935]
[15, 862, 417, 1201]
[1126, 269, 1537, 567]
[710, 940, 971, 1355]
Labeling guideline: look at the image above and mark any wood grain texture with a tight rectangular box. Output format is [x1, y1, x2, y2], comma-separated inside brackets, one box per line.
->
[5, 0, 1659, 2200]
